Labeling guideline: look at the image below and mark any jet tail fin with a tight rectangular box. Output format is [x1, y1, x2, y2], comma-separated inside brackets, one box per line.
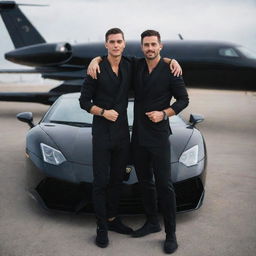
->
[0, 1, 46, 48]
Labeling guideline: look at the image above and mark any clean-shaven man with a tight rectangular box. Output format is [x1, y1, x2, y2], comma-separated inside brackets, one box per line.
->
[79, 28, 133, 248]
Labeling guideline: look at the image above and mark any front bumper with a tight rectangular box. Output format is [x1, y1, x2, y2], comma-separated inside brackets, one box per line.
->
[26, 154, 206, 214]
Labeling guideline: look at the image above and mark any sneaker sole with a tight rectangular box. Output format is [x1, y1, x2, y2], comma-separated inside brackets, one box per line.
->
[95, 240, 109, 248]
[164, 243, 178, 254]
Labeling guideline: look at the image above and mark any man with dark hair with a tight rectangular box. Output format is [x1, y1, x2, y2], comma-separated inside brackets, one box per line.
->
[83, 28, 184, 252]
[105, 27, 124, 42]
[140, 29, 161, 43]
[130, 29, 189, 254]
[87, 30, 182, 79]
[79, 28, 133, 248]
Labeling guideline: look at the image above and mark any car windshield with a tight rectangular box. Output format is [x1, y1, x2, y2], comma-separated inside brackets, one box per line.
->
[42, 94, 184, 127]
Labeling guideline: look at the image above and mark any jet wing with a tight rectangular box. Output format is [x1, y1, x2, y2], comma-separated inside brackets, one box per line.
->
[0, 79, 84, 105]
[0, 68, 39, 73]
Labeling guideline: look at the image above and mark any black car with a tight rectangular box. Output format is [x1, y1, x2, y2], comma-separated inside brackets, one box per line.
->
[17, 93, 207, 214]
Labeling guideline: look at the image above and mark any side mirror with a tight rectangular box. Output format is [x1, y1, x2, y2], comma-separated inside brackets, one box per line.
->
[189, 114, 204, 127]
[16, 112, 35, 128]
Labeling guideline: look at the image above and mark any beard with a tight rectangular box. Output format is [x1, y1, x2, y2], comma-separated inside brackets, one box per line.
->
[145, 51, 158, 60]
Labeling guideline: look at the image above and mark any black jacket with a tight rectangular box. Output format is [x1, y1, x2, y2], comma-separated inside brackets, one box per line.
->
[132, 58, 189, 147]
[79, 57, 132, 144]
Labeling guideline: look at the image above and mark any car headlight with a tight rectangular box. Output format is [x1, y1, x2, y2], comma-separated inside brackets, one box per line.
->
[179, 145, 198, 167]
[40, 143, 66, 165]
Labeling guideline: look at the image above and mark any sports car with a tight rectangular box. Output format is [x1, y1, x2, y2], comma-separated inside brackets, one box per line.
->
[17, 93, 207, 214]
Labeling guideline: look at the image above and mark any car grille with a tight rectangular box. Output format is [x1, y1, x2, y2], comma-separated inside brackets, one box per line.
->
[34, 176, 204, 214]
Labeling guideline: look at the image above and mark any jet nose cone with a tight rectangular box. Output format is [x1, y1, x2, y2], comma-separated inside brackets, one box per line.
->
[4, 43, 72, 66]
[5, 50, 17, 62]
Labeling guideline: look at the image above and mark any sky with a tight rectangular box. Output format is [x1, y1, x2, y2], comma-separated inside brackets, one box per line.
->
[0, 0, 256, 82]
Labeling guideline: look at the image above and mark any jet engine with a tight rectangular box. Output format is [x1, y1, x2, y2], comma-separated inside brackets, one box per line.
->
[5, 42, 72, 67]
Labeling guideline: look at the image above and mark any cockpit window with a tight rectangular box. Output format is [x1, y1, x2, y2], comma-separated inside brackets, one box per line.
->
[219, 48, 239, 57]
[236, 46, 256, 59]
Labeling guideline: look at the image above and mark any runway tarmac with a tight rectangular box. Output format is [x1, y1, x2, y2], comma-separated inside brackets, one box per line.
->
[0, 84, 256, 256]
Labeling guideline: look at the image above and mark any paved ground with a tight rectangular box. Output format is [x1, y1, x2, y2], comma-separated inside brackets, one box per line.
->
[0, 84, 256, 256]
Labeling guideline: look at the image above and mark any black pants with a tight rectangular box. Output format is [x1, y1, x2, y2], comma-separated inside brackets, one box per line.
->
[92, 136, 129, 228]
[133, 142, 176, 235]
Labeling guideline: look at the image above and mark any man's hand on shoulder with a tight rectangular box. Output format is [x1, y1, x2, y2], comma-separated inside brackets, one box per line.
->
[163, 58, 182, 77]
[170, 59, 182, 77]
[86, 56, 102, 79]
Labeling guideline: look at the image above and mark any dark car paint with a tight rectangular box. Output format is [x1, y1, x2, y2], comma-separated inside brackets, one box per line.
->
[20, 93, 207, 213]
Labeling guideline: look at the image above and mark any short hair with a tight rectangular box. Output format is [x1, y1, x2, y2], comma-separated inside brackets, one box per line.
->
[105, 28, 124, 42]
[141, 30, 161, 43]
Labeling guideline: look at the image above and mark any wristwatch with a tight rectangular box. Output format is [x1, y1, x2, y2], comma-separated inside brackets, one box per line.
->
[162, 110, 168, 120]
[100, 108, 105, 116]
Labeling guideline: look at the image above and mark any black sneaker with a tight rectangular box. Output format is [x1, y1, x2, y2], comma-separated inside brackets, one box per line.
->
[108, 217, 133, 234]
[95, 227, 109, 248]
[132, 221, 161, 237]
[164, 233, 178, 254]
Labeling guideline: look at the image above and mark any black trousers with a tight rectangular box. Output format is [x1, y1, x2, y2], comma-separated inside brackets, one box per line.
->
[133, 141, 176, 235]
[92, 136, 129, 228]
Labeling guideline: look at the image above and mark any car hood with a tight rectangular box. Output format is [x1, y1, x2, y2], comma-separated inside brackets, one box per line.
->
[169, 125, 193, 162]
[40, 123, 193, 164]
[40, 123, 93, 165]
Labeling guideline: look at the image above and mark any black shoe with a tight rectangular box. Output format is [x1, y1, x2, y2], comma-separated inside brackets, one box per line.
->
[164, 233, 178, 254]
[108, 217, 133, 234]
[95, 227, 109, 248]
[132, 221, 161, 237]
